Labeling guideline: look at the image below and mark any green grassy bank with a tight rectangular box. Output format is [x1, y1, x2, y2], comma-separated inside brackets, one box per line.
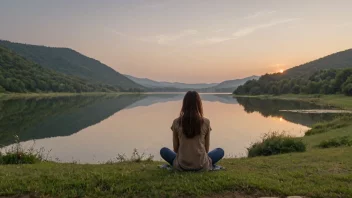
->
[234, 94, 352, 110]
[0, 147, 351, 198]
[0, 95, 351, 197]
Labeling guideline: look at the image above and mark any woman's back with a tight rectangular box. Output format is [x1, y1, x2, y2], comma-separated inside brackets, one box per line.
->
[159, 91, 224, 172]
[171, 117, 212, 171]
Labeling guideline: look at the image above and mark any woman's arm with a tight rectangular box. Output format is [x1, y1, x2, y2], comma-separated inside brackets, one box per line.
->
[173, 130, 179, 153]
[205, 120, 212, 153]
[171, 121, 179, 153]
[205, 130, 210, 153]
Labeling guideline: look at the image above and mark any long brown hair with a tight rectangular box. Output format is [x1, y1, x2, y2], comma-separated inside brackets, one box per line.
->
[179, 91, 204, 138]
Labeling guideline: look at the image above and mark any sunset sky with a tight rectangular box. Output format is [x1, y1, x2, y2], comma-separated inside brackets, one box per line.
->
[1, 0, 352, 83]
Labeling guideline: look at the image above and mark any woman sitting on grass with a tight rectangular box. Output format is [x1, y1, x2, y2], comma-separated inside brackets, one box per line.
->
[160, 91, 224, 171]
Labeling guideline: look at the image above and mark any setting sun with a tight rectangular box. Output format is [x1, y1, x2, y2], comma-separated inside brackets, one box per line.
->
[279, 69, 284, 73]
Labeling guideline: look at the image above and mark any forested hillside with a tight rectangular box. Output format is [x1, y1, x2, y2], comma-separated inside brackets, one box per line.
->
[234, 49, 352, 96]
[0, 46, 119, 93]
[0, 40, 144, 90]
[283, 49, 352, 78]
[234, 68, 352, 96]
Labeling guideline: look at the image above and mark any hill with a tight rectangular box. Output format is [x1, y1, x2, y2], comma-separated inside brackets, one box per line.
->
[0, 40, 144, 90]
[124, 74, 218, 89]
[234, 49, 352, 96]
[283, 49, 352, 78]
[206, 75, 259, 92]
[0, 46, 118, 93]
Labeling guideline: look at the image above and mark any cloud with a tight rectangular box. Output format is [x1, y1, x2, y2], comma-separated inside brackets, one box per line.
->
[233, 18, 299, 37]
[244, 11, 276, 19]
[198, 18, 300, 45]
[143, 29, 198, 45]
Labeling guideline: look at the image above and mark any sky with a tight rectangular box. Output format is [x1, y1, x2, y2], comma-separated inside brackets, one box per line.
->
[1, 0, 352, 83]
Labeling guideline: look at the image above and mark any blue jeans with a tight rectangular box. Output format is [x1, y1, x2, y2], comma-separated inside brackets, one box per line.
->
[160, 147, 225, 166]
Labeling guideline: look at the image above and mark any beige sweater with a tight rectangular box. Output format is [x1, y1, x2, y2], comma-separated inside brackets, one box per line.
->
[171, 118, 212, 171]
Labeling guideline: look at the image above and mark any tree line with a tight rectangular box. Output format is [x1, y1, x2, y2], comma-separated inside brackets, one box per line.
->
[234, 68, 352, 96]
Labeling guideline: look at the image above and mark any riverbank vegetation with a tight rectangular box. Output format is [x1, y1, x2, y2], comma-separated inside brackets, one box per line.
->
[234, 68, 352, 96]
[247, 132, 306, 157]
[235, 94, 352, 110]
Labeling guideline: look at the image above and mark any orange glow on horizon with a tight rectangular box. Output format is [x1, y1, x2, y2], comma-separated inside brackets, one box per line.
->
[279, 69, 284, 73]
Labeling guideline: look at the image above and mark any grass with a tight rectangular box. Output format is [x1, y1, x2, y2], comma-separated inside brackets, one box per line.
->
[0, 148, 351, 198]
[303, 120, 352, 149]
[318, 136, 352, 148]
[105, 149, 154, 164]
[234, 94, 352, 110]
[247, 132, 306, 157]
[305, 116, 352, 136]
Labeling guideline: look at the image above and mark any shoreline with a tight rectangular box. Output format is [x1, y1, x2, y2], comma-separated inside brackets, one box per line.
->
[233, 94, 352, 110]
[0, 92, 144, 100]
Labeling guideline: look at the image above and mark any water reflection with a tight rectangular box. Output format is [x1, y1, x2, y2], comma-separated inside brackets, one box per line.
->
[0, 94, 145, 146]
[235, 97, 337, 127]
[0, 94, 335, 163]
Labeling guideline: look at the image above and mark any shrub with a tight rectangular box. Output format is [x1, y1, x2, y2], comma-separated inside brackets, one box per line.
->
[247, 132, 306, 157]
[318, 136, 352, 148]
[0, 136, 45, 164]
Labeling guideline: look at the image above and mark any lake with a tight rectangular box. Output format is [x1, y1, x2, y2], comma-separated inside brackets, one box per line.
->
[0, 94, 337, 163]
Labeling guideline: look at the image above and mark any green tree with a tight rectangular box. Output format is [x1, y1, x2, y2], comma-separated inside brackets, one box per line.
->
[291, 85, 300, 94]
[249, 86, 261, 95]
[342, 83, 352, 96]
[0, 85, 5, 93]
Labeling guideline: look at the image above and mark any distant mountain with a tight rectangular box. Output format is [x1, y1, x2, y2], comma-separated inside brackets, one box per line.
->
[209, 75, 260, 90]
[0, 40, 144, 90]
[125, 74, 258, 93]
[0, 46, 118, 93]
[124, 74, 218, 89]
[283, 48, 352, 78]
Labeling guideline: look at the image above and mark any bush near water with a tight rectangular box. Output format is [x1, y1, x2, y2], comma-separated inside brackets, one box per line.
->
[247, 132, 306, 157]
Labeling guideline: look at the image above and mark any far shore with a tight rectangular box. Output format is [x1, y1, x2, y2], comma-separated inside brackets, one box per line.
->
[0, 92, 141, 100]
[233, 94, 352, 110]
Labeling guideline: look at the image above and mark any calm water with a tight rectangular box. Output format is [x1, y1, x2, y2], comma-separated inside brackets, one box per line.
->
[0, 94, 336, 163]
